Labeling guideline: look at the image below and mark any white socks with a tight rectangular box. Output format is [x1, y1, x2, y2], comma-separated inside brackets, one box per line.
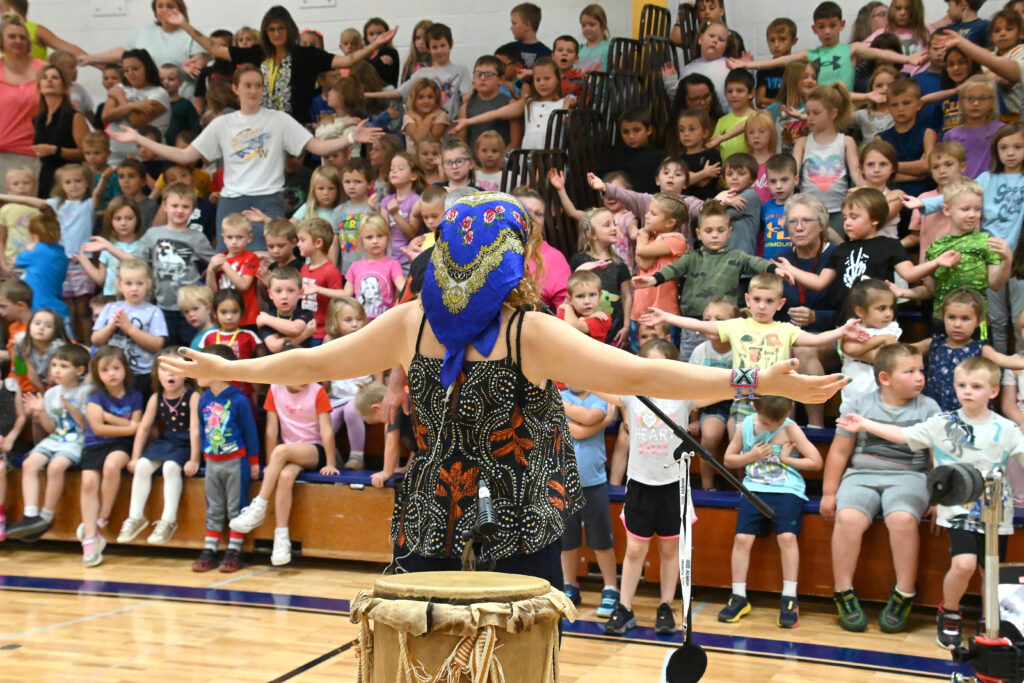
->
[24, 505, 38, 517]
[782, 581, 798, 598]
[128, 458, 159, 519]
[733, 583, 746, 598]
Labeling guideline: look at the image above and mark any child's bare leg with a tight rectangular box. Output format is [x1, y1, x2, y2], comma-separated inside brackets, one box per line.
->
[831, 508, 871, 591]
[561, 547, 580, 586]
[731, 533, 755, 585]
[885, 511, 920, 595]
[777, 532, 799, 583]
[658, 536, 680, 604]
[699, 416, 726, 489]
[42, 456, 72, 512]
[943, 554, 977, 610]
[80, 470, 101, 538]
[274, 462, 305, 528]
[260, 443, 318, 503]
[19, 451, 47, 511]
[609, 424, 629, 486]
[99, 450, 130, 522]
[618, 535, 650, 609]
[793, 346, 824, 426]
[594, 548, 618, 590]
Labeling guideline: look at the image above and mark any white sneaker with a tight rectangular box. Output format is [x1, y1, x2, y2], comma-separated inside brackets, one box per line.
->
[82, 535, 106, 567]
[116, 517, 148, 543]
[271, 534, 292, 566]
[229, 500, 267, 533]
[147, 520, 178, 544]
[76, 522, 85, 541]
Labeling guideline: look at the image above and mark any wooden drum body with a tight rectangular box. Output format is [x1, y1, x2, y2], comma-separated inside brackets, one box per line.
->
[350, 571, 576, 682]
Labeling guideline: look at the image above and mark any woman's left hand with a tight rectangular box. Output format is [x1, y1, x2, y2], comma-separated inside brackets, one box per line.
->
[758, 358, 850, 405]
[161, 347, 230, 385]
[30, 144, 57, 158]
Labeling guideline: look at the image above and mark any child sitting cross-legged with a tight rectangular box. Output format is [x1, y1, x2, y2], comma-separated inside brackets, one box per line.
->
[718, 395, 822, 628]
[117, 348, 200, 545]
[838, 356, 1024, 650]
[230, 367, 336, 567]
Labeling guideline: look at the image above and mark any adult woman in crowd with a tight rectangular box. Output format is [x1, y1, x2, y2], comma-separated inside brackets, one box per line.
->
[32, 64, 88, 198]
[108, 64, 384, 249]
[162, 191, 850, 586]
[165, 5, 397, 125]
[776, 193, 837, 429]
[0, 14, 46, 182]
[512, 186, 570, 311]
[78, 0, 203, 100]
[0, 0, 86, 59]
[102, 49, 169, 164]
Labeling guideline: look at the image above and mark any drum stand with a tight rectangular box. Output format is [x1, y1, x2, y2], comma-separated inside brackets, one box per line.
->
[636, 396, 775, 683]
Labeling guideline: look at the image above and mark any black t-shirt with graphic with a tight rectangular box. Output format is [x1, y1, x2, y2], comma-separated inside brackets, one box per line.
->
[825, 236, 908, 309]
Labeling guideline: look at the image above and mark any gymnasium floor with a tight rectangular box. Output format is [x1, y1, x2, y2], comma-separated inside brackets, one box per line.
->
[0, 543, 970, 681]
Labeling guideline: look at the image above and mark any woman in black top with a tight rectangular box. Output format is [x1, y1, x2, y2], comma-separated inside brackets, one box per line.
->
[163, 192, 849, 585]
[167, 5, 396, 125]
[32, 65, 87, 198]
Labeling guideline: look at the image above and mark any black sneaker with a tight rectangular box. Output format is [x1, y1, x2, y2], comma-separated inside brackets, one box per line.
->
[604, 603, 636, 635]
[834, 589, 868, 632]
[20, 520, 54, 543]
[717, 594, 751, 623]
[7, 515, 50, 541]
[778, 597, 799, 628]
[563, 583, 581, 607]
[655, 602, 676, 634]
[937, 603, 963, 649]
[879, 589, 915, 633]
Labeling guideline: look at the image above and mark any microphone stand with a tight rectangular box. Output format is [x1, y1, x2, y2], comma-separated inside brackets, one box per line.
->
[636, 396, 775, 683]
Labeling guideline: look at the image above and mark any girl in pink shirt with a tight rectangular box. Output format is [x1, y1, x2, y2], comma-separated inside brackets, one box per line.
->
[342, 215, 406, 319]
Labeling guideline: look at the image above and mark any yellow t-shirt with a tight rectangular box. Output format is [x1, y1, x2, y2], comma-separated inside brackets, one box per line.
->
[717, 317, 802, 370]
[0, 202, 39, 268]
[713, 111, 752, 162]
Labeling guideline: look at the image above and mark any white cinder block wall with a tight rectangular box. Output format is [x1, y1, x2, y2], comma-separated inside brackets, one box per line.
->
[27, 0, 1005, 101]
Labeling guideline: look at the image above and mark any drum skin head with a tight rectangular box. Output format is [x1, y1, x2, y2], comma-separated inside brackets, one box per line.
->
[374, 571, 551, 604]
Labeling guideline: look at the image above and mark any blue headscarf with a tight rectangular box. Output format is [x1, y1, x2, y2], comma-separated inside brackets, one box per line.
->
[421, 192, 530, 388]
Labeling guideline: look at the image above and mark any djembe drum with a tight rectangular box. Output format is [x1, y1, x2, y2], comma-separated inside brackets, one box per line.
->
[350, 571, 576, 682]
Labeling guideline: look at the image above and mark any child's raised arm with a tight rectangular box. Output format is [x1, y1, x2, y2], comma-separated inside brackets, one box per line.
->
[842, 333, 900, 361]
[0, 193, 47, 210]
[451, 99, 525, 133]
[726, 52, 809, 72]
[779, 422, 823, 471]
[982, 345, 1024, 370]
[835, 414, 908, 443]
[895, 249, 962, 285]
[795, 318, 870, 348]
[851, 43, 929, 68]
[548, 169, 586, 223]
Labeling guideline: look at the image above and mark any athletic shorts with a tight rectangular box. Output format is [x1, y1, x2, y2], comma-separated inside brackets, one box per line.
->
[836, 470, 930, 521]
[32, 436, 83, 465]
[700, 400, 730, 424]
[562, 483, 614, 552]
[80, 441, 131, 470]
[314, 443, 326, 469]
[735, 491, 805, 537]
[622, 479, 680, 539]
[949, 528, 1009, 563]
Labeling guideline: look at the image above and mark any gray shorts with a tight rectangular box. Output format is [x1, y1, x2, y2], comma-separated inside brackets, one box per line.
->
[32, 436, 83, 465]
[835, 469, 929, 521]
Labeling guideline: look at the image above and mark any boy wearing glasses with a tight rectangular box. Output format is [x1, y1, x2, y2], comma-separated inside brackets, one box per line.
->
[457, 55, 523, 153]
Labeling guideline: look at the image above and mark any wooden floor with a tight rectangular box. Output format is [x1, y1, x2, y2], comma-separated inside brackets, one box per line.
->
[0, 542, 971, 682]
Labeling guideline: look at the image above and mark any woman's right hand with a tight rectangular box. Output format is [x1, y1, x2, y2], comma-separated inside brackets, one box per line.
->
[105, 125, 140, 145]
[758, 358, 850, 406]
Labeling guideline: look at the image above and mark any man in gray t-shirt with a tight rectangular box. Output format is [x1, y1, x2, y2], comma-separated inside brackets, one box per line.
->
[820, 344, 940, 633]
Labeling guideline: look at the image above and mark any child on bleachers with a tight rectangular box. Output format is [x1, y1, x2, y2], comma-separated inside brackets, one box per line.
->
[379, 152, 424, 272]
[855, 65, 898, 141]
[440, 139, 481, 192]
[456, 56, 519, 154]
[159, 64, 199, 145]
[261, 219, 304, 289]
[199, 290, 261, 361]
[676, 21, 731, 111]
[766, 60, 817, 156]
[794, 84, 863, 238]
[113, 159, 158, 228]
[4, 345, 87, 541]
[600, 337, 691, 635]
[761, 154, 799, 260]
[859, 139, 904, 238]
[551, 35, 582, 97]
[14, 309, 70, 393]
[720, 153, 762, 256]
[560, 379, 618, 615]
[558, 270, 611, 343]
[328, 159, 373, 272]
[15, 210, 68, 346]
[473, 131, 505, 192]
[908, 141, 966, 259]
[207, 214, 260, 329]
[689, 298, 737, 491]
[0, 365, 22, 539]
[839, 279, 902, 413]
[401, 78, 449, 153]
[825, 342, 939, 633]
[334, 215, 405, 321]
[755, 18, 798, 109]
[416, 135, 445, 185]
[79, 196, 143, 297]
[400, 20, 432, 84]
[672, 108, 721, 201]
[177, 285, 214, 351]
[569, 208, 631, 347]
[632, 202, 782, 362]
[79, 346, 143, 567]
[0, 166, 38, 276]
[943, 76, 1004, 179]
[298, 218, 343, 346]
[118, 347, 199, 545]
[598, 107, 666, 195]
[91, 258, 168, 396]
[718, 395, 821, 628]
[0, 278, 32, 390]
[291, 166, 343, 224]
[258, 267, 314, 353]
[744, 112, 778, 204]
[776, 188, 957, 312]
[630, 193, 689, 349]
[324, 297, 377, 471]
[230, 376, 335, 566]
[549, 168, 638, 270]
[577, 4, 610, 74]
[710, 68, 755, 161]
[193, 344, 259, 573]
[79, 132, 118, 213]
[838, 356, 1024, 649]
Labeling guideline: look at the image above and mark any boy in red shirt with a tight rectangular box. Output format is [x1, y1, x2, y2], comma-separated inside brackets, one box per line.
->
[297, 218, 343, 346]
[558, 271, 611, 342]
[207, 213, 260, 327]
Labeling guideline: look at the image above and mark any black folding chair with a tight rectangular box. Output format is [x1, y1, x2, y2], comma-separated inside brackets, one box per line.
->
[638, 3, 672, 40]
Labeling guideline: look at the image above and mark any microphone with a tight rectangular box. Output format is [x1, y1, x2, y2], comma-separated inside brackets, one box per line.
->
[476, 477, 499, 538]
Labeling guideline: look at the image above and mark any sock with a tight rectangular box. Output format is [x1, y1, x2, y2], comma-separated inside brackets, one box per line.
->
[204, 530, 220, 551]
[348, 450, 364, 461]
[228, 531, 244, 551]
[275, 527, 289, 538]
[896, 587, 915, 598]
[782, 581, 798, 598]
[24, 505, 38, 517]
[604, 585, 618, 593]
[732, 583, 746, 598]
[97, 518, 107, 529]
[40, 508, 54, 523]
[251, 496, 268, 510]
